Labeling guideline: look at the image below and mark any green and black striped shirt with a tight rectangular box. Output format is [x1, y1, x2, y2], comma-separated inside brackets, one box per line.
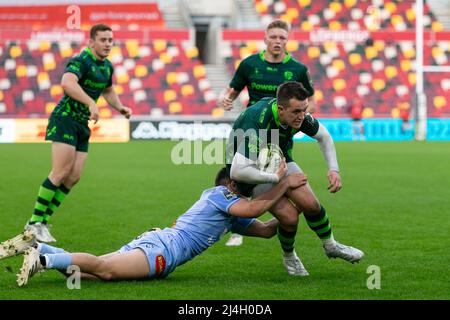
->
[52, 47, 114, 124]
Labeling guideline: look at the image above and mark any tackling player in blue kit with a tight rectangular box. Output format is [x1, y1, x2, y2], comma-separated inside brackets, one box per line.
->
[0, 168, 307, 286]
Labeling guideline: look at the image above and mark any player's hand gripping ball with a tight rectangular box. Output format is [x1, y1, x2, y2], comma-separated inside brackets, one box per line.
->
[257, 144, 283, 174]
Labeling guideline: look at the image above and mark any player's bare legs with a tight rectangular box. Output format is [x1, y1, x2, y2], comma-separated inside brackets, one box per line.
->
[70, 249, 150, 280]
[17, 247, 150, 286]
[26, 143, 78, 242]
[286, 183, 364, 263]
[286, 182, 320, 214]
[48, 142, 77, 186]
[62, 151, 88, 189]
[269, 196, 299, 232]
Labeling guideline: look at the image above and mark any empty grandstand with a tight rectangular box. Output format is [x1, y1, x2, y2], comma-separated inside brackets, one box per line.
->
[0, 0, 448, 140]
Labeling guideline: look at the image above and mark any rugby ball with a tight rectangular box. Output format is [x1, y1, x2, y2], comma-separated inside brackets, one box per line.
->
[257, 144, 283, 174]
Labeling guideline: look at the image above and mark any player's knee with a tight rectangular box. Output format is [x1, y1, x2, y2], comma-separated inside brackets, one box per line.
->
[95, 261, 115, 281]
[302, 199, 321, 214]
[279, 213, 298, 228]
[49, 171, 70, 185]
[271, 204, 299, 228]
[98, 272, 114, 281]
[66, 173, 81, 187]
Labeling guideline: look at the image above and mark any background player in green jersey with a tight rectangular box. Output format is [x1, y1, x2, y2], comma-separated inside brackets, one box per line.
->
[219, 19, 317, 246]
[218, 19, 317, 112]
[24, 24, 131, 242]
[227, 82, 364, 276]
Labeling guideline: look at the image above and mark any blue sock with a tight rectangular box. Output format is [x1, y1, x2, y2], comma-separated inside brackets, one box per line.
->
[44, 253, 72, 269]
[37, 243, 67, 255]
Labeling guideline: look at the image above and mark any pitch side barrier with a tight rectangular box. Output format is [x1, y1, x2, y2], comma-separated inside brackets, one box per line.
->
[128, 117, 450, 142]
[1, 117, 449, 143]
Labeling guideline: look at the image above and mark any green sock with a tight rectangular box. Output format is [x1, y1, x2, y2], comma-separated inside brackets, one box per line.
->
[29, 178, 58, 224]
[43, 184, 71, 224]
[277, 226, 297, 253]
[304, 205, 334, 241]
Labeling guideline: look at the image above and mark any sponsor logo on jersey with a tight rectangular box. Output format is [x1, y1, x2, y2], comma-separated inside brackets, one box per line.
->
[221, 189, 236, 200]
[250, 82, 278, 92]
[83, 79, 107, 89]
[155, 255, 166, 276]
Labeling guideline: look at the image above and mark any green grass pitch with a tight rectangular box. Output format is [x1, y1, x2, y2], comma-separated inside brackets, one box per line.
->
[0, 140, 449, 300]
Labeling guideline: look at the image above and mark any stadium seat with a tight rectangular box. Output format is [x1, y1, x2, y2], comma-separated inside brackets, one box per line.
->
[0, 37, 217, 117]
[181, 84, 195, 97]
[45, 102, 56, 114]
[169, 101, 182, 114]
[0, 0, 447, 118]
[434, 96, 446, 109]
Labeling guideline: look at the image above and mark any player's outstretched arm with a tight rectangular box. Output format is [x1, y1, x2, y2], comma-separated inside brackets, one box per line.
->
[229, 173, 307, 218]
[102, 86, 132, 119]
[244, 218, 279, 238]
[230, 152, 285, 184]
[61, 72, 99, 123]
[312, 123, 342, 193]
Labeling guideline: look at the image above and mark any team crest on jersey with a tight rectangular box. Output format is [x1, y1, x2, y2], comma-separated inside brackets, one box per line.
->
[155, 255, 166, 276]
[284, 71, 293, 80]
[221, 189, 236, 200]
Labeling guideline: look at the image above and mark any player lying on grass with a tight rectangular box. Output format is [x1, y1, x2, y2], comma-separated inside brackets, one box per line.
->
[0, 167, 307, 286]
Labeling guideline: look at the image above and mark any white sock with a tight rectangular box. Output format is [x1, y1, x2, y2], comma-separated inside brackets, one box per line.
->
[283, 251, 295, 257]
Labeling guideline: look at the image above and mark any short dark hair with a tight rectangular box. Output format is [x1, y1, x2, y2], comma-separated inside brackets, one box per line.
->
[90, 24, 112, 40]
[215, 167, 230, 186]
[276, 81, 309, 108]
[234, 182, 255, 198]
[266, 20, 290, 33]
[215, 167, 255, 197]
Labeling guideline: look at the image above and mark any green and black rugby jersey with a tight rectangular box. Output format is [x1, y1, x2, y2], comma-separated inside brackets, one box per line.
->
[229, 51, 314, 107]
[226, 97, 319, 166]
[52, 47, 114, 124]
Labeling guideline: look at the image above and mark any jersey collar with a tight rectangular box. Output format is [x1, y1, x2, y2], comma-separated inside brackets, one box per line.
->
[271, 99, 281, 127]
[84, 47, 97, 61]
[84, 47, 106, 65]
[259, 50, 291, 64]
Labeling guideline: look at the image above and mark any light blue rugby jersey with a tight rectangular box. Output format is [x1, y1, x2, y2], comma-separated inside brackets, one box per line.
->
[155, 186, 255, 271]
